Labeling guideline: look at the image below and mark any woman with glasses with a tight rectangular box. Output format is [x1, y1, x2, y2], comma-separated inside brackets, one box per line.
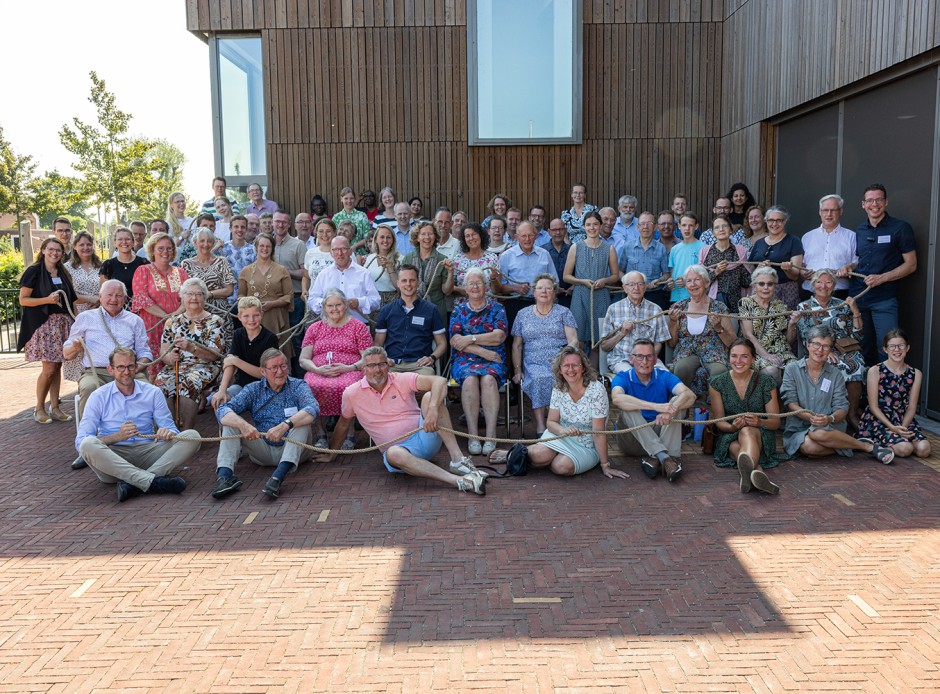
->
[856, 329, 931, 458]
[708, 338, 783, 494]
[698, 214, 749, 312]
[738, 266, 796, 384]
[781, 325, 895, 464]
[787, 269, 865, 428]
[747, 205, 804, 310]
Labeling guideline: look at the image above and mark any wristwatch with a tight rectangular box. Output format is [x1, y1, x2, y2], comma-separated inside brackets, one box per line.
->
[283, 418, 294, 430]
[471, 335, 477, 343]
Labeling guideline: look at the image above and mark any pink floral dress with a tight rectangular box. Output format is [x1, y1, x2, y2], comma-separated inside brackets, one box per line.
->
[301, 319, 373, 416]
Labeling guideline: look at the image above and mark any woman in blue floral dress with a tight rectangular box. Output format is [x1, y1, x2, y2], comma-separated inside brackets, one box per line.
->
[560, 183, 598, 245]
[449, 268, 508, 455]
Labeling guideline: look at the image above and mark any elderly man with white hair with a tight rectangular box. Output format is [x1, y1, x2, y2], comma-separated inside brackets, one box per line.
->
[309, 236, 380, 323]
[62, 279, 153, 469]
[599, 271, 671, 375]
[612, 194, 639, 245]
[800, 193, 857, 300]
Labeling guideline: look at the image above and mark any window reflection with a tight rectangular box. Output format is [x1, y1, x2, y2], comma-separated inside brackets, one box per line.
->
[218, 37, 266, 177]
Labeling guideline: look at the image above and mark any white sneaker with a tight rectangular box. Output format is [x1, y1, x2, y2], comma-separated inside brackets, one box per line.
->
[468, 439, 482, 455]
[456, 473, 486, 496]
[449, 456, 489, 479]
[481, 441, 497, 456]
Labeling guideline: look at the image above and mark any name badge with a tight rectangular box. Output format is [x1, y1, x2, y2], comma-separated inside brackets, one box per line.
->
[820, 378, 832, 393]
[877, 235, 891, 244]
[51, 277, 62, 285]
[412, 316, 425, 326]
[284, 407, 298, 417]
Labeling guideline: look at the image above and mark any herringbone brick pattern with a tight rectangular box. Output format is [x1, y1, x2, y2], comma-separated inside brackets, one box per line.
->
[1, 360, 939, 692]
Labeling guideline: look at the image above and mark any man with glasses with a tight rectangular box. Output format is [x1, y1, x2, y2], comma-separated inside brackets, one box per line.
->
[76, 347, 200, 503]
[699, 198, 746, 246]
[214, 348, 319, 499]
[600, 272, 671, 375]
[52, 217, 73, 254]
[528, 205, 550, 246]
[434, 208, 460, 259]
[781, 326, 895, 464]
[843, 184, 916, 364]
[309, 236, 380, 323]
[294, 212, 315, 249]
[800, 194, 857, 301]
[316, 345, 486, 495]
[617, 211, 671, 310]
[610, 339, 695, 482]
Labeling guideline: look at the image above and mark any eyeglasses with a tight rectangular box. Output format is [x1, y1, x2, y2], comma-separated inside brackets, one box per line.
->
[886, 343, 908, 351]
[112, 364, 138, 372]
[863, 197, 886, 205]
[766, 218, 786, 225]
[754, 281, 775, 288]
[808, 341, 832, 352]
[820, 208, 841, 214]
[363, 362, 388, 370]
[630, 354, 655, 361]
[263, 363, 289, 372]
[623, 282, 645, 288]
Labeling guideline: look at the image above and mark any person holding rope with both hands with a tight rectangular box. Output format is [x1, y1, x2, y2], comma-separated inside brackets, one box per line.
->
[315, 345, 486, 496]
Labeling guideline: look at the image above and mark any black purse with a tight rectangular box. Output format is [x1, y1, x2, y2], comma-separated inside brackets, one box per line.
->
[478, 443, 530, 477]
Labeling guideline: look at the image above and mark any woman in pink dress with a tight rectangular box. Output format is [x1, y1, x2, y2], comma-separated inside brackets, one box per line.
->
[299, 288, 373, 449]
[131, 233, 189, 377]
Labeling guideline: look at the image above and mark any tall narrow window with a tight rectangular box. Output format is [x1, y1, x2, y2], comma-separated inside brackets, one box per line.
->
[468, 0, 582, 145]
[213, 37, 266, 179]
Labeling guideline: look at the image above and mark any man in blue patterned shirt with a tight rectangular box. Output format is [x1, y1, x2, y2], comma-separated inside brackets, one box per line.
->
[214, 348, 320, 499]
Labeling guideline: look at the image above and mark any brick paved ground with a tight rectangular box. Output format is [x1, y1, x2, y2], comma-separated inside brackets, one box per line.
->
[1, 358, 939, 692]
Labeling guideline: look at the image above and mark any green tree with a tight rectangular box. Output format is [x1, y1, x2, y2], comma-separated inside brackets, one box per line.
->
[125, 138, 187, 222]
[31, 170, 89, 227]
[0, 125, 40, 225]
[59, 71, 165, 224]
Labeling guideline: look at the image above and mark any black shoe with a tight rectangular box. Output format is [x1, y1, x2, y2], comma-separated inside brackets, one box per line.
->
[662, 456, 682, 483]
[640, 458, 661, 480]
[71, 456, 88, 470]
[262, 476, 282, 499]
[117, 481, 142, 503]
[148, 475, 187, 494]
[211, 474, 243, 499]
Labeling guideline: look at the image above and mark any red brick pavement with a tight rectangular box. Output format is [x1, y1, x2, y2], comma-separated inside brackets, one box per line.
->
[1, 359, 939, 692]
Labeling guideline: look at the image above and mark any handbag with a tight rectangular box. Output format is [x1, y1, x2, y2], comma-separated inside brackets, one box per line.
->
[701, 423, 715, 454]
[478, 443, 530, 477]
[834, 336, 862, 354]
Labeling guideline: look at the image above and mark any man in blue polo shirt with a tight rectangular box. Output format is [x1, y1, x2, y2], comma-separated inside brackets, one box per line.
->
[374, 264, 447, 376]
[610, 339, 695, 482]
[842, 184, 917, 364]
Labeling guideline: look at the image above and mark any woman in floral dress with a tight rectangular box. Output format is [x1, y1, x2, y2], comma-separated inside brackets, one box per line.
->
[560, 182, 598, 245]
[181, 227, 236, 350]
[452, 222, 503, 302]
[856, 328, 931, 459]
[738, 265, 795, 385]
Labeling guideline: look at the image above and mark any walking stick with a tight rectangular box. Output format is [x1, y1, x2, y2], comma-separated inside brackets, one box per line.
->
[174, 361, 180, 426]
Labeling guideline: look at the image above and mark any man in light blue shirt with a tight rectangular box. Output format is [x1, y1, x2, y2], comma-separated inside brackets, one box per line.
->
[612, 195, 639, 246]
[391, 202, 414, 255]
[499, 222, 559, 330]
[77, 347, 200, 503]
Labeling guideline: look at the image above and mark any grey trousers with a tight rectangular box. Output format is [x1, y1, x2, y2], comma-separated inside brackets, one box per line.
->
[615, 411, 683, 458]
[216, 424, 312, 472]
[80, 429, 202, 491]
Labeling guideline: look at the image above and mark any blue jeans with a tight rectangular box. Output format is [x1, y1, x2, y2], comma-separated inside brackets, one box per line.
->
[858, 295, 898, 366]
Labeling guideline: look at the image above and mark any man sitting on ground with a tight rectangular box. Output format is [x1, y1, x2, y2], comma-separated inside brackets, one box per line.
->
[317, 346, 486, 495]
[214, 348, 320, 500]
[610, 339, 695, 482]
[76, 347, 200, 503]
[374, 264, 447, 375]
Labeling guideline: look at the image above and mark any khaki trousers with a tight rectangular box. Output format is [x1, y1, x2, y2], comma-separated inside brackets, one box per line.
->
[80, 429, 202, 491]
[216, 425, 312, 472]
[615, 411, 683, 458]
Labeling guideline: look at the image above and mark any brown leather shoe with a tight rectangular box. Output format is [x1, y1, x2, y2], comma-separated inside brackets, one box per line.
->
[662, 456, 682, 482]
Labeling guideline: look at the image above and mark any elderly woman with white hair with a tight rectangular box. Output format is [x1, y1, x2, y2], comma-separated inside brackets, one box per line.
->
[667, 264, 735, 395]
[181, 226, 236, 348]
[738, 265, 796, 384]
[154, 277, 226, 428]
[788, 268, 865, 427]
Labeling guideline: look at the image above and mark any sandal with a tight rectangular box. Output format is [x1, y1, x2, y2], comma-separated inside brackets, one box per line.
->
[871, 444, 895, 465]
[340, 437, 356, 451]
[49, 408, 73, 423]
[314, 436, 329, 449]
[33, 409, 52, 424]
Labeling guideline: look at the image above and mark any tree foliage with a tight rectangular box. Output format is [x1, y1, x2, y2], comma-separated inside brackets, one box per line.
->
[125, 138, 187, 222]
[59, 71, 165, 224]
[31, 170, 89, 227]
[0, 125, 39, 225]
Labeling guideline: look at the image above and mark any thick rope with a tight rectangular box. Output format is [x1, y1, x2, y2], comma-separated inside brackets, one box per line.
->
[142, 409, 812, 453]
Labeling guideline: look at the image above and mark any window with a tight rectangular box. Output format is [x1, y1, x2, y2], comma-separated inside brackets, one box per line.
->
[210, 36, 266, 182]
[468, 0, 582, 145]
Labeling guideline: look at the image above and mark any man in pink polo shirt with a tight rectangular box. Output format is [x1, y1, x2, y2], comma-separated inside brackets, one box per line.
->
[319, 346, 487, 495]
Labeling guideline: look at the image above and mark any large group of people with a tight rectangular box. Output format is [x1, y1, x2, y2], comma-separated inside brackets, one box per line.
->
[17, 177, 930, 503]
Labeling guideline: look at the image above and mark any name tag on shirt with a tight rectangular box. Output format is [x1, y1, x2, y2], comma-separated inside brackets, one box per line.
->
[284, 407, 298, 417]
[820, 378, 832, 393]
[877, 235, 891, 244]
[412, 316, 425, 326]
[51, 277, 62, 285]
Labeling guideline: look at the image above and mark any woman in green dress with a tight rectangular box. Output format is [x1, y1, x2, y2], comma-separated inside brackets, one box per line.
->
[708, 338, 785, 495]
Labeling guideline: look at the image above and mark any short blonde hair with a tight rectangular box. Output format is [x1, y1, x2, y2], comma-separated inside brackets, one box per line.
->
[237, 296, 263, 312]
[146, 232, 177, 262]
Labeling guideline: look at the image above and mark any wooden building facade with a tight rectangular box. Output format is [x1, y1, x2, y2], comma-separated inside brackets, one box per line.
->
[187, 0, 940, 415]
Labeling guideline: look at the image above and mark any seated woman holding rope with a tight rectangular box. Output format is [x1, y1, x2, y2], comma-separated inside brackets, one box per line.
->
[450, 267, 508, 456]
[708, 338, 784, 495]
[510, 274, 579, 435]
[154, 277, 226, 429]
[667, 264, 735, 398]
[299, 288, 373, 450]
[787, 269, 865, 428]
[780, 325, 895, 464]
[738, 265, 796, 385]
[493, 346, 627, 479]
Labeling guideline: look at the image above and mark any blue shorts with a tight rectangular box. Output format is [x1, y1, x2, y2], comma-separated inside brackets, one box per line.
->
[381, 417, 442, 473]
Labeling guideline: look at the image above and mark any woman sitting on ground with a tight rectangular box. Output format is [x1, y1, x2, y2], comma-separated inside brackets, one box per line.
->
[299, 288, 373, 450]
[510, 274, 578, 435]
[856, 329, 931, 459]
[667, 264, 735, 397]
[155, 277, 225, 429]
[708, 338, 783, 495]
[739, 265, 796, 385]
[450, 268, 508, 455]
[521, 346, 628, 479]
[788, 269, 865, 428]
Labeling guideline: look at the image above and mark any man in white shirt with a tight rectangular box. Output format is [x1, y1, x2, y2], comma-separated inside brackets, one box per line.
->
[800, 194, 857, 299]
[434, 208, 460, 259]
[309, 236, 380, 322]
